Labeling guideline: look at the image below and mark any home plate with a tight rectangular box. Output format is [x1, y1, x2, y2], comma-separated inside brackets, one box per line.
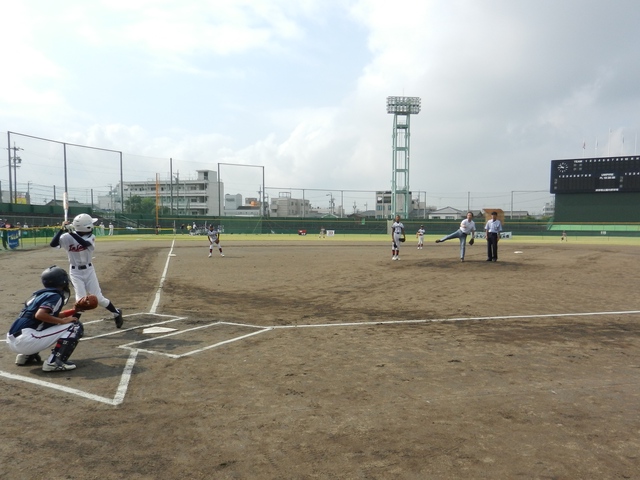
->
[143, 327, 178, 334]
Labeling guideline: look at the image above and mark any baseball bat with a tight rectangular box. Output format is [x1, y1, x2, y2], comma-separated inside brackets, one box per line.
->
[63, 191, 69, 223]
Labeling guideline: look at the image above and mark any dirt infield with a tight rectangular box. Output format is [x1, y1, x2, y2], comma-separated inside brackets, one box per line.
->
[1, 236, 639, 479]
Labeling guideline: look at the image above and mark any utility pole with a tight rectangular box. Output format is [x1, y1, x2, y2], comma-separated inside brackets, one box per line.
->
[8, 143, 23, 203]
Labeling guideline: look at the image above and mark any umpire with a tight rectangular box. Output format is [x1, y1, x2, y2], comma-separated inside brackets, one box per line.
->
[485, 211, 503, 262]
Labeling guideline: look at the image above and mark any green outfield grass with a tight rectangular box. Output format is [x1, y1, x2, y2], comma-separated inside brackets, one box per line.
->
[4, 231, 640, 251]
[102, 232, 640, 245]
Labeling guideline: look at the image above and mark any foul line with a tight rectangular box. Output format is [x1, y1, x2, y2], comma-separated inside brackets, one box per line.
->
[150, 238, 176, 314]
[1, 307, 639, 406]
[268, 310, 640, 329]
[0, 241, 180, 406]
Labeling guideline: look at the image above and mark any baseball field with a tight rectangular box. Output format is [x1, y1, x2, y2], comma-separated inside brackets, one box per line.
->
[1, 234, 639, 479]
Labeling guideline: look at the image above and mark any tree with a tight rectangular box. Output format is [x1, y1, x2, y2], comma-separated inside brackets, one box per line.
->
[124, 195, 171, 215]
[124, 195, 144, 213]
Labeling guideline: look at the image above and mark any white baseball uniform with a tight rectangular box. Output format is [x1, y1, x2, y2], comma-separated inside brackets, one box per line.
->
[392, 221, 404, 250]
[207, 227, 223, 256]
[417, 227, 425, 248]
[56, 232, 111, 307]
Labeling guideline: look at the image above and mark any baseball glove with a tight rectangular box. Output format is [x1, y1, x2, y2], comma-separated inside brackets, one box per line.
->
[399, 237, 406, 243]
[74, 294, 99, 311]
[469, 237, 475, 246]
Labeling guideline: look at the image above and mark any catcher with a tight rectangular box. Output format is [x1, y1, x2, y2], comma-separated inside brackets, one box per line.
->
[391, 214, 406, 261]
[6, 266, 98, 372]
[50, 213, 123, 328]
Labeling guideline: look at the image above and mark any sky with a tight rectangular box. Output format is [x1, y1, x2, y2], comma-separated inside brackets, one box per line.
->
[2, 0, 640, 214]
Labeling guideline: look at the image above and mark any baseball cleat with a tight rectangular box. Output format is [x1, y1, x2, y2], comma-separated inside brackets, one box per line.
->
[220, 253, 224, 257]
[15, 353, 42, 365]
[208, 253, 212, 257]
[114, 309, 124, 329]
[42, 361, 76, 372]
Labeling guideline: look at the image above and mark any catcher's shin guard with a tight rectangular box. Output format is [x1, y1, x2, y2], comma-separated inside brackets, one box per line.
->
[51, 322, 84, 363]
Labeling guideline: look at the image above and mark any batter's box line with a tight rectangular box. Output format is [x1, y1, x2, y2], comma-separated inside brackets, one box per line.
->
[118, 321, 272, 358]
[82, 313, 188, 341]
[0, 350, 138, 407]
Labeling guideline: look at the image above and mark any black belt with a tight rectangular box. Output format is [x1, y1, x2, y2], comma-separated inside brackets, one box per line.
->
[72, 263, 92, 270]
[11, 330, 22, 338]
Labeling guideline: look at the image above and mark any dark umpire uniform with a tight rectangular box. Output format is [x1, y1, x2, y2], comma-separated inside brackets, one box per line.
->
[485, 212, 502, 262]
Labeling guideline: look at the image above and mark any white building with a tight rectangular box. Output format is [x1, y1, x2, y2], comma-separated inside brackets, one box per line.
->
[375, 191, 420, 219]
[223, 193, 263, 216]
[428, 206, 466, 220]
[225, 194, 243, 210]
[542, 201, 555, 217]
[270, 192, 312, 217]
[102, 170, 224, 216]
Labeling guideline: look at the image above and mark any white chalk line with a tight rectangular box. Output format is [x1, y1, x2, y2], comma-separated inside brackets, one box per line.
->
[150, 238, 176, 315]
[267, 309, 640, 330]
[3, 309, 639, 404]
[82, 315, 187, 341]
[0, 243, 180, 406]
[0, 349, 138, 406]
[2, 231, 639, 406]
[119, 323, 272, 358]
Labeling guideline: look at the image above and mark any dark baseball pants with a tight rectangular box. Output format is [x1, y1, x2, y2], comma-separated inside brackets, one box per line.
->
[487, 232, 499, 261]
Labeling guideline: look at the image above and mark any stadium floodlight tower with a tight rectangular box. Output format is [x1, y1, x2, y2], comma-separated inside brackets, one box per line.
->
[386, 96, 421, 218]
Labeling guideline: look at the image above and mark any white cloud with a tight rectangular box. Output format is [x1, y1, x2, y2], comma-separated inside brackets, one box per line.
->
[3, 0, 640, 214]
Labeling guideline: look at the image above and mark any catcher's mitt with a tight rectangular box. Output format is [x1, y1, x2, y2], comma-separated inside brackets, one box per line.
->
[75, 294, 99, 311]
[469, 237, 475, 246]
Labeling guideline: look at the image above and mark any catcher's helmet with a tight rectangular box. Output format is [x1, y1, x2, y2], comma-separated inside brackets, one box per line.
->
[41, 265, 71, 301]
[72, 213, 97, 233]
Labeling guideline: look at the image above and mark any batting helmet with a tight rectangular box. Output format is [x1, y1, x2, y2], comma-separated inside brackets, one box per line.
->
[72, 213, 97, 233]
[41, 265, 71, 301]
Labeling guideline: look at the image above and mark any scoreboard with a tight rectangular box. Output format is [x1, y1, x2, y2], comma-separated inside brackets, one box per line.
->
[550, 156, 640, 194]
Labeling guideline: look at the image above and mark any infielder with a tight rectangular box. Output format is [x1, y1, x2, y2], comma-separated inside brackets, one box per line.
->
[207, 225, 224, 257]
[416, 225, 425, 249]
[435, 211, 476, 262]
[50, 213, 123, 328]
[391, 214, 405, 260]
[6, 266, 84, 372]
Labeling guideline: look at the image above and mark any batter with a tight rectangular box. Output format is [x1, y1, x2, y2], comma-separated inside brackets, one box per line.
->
[50, 213, 123, 328]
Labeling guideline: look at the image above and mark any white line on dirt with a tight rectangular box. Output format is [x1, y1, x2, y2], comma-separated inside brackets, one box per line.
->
[150, 238, 176, 314]
[112, 350, 138, 405]
[3, 309, 638, 404]
[267, 310, 640, 329]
